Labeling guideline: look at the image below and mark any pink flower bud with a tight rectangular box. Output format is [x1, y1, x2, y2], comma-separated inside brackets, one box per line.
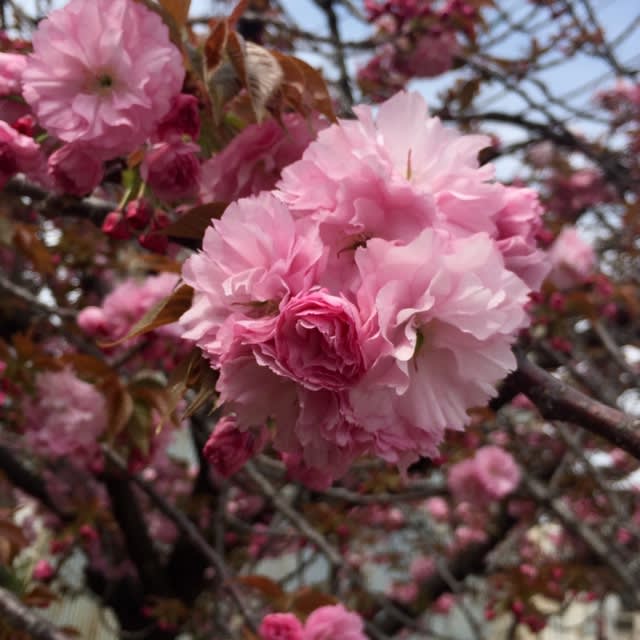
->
[102, 211, 131, 240]
[155, 93, 200, 142]
[125, 198, 154, 230]
[33, 559, 54, 581]
[141, 141, 200, 202]
[48, 142, 104, 196]
[138, 230, 169, 254]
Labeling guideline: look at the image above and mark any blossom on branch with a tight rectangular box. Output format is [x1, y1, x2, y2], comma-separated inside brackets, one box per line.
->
[22, 0, 184, 159]
[181, 91, 546, 486]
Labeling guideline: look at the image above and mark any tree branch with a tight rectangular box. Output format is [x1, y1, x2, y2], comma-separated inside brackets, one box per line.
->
[0, 585, 70, 640]
[512, 349, 640, 461]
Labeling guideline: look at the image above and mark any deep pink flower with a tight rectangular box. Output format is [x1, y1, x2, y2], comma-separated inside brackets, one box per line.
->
[203, 416, 268, 478]
[48, 142, 104, 196]
[303, 605, 366, 640]
[404, 30, 459, 77]
[259, 613, 304, 640]
[199, 113, 326, 203]
[0, 120, 43, 187]
[547, 227, 595, 288]
[154, 93, 200, 142]
[22, 368, 107, 469]
[33, 559, 54, 581]
[22, 0, 184, 159]
[255, 289, 366, 391]
[0, 52, 26, 95]
[141, 141, 201, 202]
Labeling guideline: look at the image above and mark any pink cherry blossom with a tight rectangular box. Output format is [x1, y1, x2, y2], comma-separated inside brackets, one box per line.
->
[0, 52, 26, 96]
[259, 613, 304, 640]
[349, 230, 530, 469]
[303, 605, 366, 640]
[547, 227, 595, 288]
[255, 289, 366, 391]
[404, 30, 460, 78]
[48, 142, 104, 196]
[154, 93, 201, 142]
[0, 120, 43, 187]
[141, 141, 201, 203]
[281, 453, 334, 491]
[22, 368, 107, 470]
[494, 186, 550, 290]
[203, 416, 268, 478]
[448, 446, 521, 502]
[78, 272, 181, 344]
[22, 0, 184, 159]
[199, 113, 326, 203]
[180, 192, 322, 365]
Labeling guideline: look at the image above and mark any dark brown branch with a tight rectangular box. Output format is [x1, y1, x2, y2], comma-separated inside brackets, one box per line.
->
[4, 176, 115, 225]
[0, 445, 71, 521]
[103, 473, 169, 596]
[0, 585, 70, 640]
[511, 350, 640, 461]
[102, 447, 258, 633]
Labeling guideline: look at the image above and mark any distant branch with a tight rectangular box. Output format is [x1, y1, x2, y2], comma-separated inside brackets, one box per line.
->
[512, 349, 640, 461]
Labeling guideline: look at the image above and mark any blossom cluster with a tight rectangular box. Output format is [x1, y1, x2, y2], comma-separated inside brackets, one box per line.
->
[359, 0, 479, 101]
[0, 0, 194, 199]
[181, 91, 549, 486]
[259, 605, 366, 640]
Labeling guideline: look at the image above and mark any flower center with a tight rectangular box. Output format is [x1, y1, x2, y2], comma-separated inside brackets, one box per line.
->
[98, 73, 113, 88]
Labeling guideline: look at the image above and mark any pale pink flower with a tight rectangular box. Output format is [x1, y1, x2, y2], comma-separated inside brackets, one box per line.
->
[78, 273, 180, 344]
[433, 593, 456, 614]
[180, 192, 322, 365]
[423, 497, 449, 522]
[410, 555, 435, 581]
[23, 368, 107, 469]
[22, 0, 184, 159]
[448, 446, 520, 502]
[0, 120, 43, 187]
[259, 613, 304, 640]
[48, 142, 104, 196]
[203, 416, 268, 478]
[303, 605, 366, 640]
[199, 113, 326, 203]
[349, 230, 530, 469]
[141, 141, 201, 202]
[494, 186, 550, 290]
[0, 52, 26, 96]
[547, 227, 595, 288]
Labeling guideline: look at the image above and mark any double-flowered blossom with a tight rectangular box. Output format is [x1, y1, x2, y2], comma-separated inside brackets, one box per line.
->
[22, 368, 107, 470]
[182, 91, 548, 485]
[259, 606, 367, 640]
[448, 445, 521, 502]
[22, 0, 184, 159]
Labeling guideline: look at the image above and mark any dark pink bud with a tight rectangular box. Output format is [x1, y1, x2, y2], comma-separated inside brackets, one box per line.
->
[102, 211, 131, 239]
[125, 198, 154, 230]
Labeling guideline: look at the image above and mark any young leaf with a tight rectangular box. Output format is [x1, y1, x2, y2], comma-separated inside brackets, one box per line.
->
[100, 284, 193, 347]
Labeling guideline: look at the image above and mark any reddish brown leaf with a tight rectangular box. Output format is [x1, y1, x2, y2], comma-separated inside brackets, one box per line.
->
[100, 284, 193, 347]
[229, 0, 250, 27]
[289, 587, 337, 617]
[205, 19, 229, 71]
[237, 575, 286, 605]
[160, 202, 228, 240]
[159, 0, 191, 28]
